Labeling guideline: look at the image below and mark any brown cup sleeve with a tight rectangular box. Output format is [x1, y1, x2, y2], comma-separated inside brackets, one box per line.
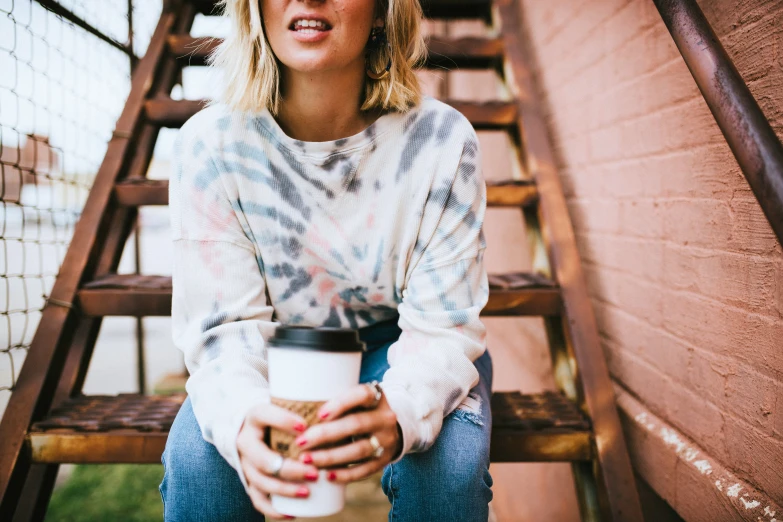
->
[268, 397, 326, 459]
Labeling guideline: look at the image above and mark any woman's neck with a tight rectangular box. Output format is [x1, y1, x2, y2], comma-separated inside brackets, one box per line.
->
[276, 62, 381, 142]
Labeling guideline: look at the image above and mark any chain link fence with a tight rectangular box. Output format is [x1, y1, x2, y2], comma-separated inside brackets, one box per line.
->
[0, 0, 162, 418]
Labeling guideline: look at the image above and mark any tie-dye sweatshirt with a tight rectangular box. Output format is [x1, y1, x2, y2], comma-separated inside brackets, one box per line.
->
[169, 94, 489, 490]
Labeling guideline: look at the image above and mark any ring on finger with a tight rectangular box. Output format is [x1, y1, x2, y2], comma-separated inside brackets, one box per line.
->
[268, 453, 284, 477]
[369, 434, 384, 459]
[365, 380, 383, 408]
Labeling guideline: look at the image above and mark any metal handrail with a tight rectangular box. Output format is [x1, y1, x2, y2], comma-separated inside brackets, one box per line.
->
[34, 0, 138, 60]
[654, 0, 783, 246]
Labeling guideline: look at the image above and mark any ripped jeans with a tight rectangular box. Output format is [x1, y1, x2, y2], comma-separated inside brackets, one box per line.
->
[160, 317, 494, 521]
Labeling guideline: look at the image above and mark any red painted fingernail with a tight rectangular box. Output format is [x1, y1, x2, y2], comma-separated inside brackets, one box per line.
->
[305, 471, 318, 481]
[327, 471, 337, 481]
[285, 516, 295, 520]
[293, 422, 306, 433]
[300, 453, 313, 464]
[296, 487, 309, 498]
[295, 436, 307, 447]
[319, 410, 330, 420]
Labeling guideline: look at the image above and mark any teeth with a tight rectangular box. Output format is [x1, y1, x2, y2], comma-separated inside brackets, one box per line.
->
[293, 19, 326, 30]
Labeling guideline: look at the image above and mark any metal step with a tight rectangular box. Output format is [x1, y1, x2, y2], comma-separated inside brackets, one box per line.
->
[168, 35, 504, 70]
[144, 97, 518, 131]
[115, 178, 538, 208]
[27, 391, 591, 464]
[75, 272, 560, 317]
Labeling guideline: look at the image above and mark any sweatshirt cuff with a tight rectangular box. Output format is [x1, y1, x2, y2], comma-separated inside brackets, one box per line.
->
[211, 389, 271, 493]
[380, 384, 424, 463]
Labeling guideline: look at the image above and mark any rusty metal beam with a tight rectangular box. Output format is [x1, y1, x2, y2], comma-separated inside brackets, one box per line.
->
[114, 178, 538, 208]
[73, 272, 562, 317]
[654, 0, 783, 246]
[0, 1, 196, 515]
[496, 0, 645, 518]
[33, 0, 137, 60]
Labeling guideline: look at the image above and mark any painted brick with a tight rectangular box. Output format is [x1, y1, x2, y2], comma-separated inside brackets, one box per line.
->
[776, 259, 783, 319]
[658, 144, 752, 200]
[619, 199, 664, 239]
[728, 198, 780, 256]
[720, 10, 782, 83]
[725, 365, 777, 435]
[673, 458, 746, 522]
[588, 266, 664, 326]
[661, 199, 733, 249]
[602, 1, 659, 52]
[585, 233, 664, 282]
[603, 339, 676, 417]
[519, 0, 783, 511]
[775, 380, 783, 440]
[685, 348, 732, 410]
[665, 378, 729, 463]
[560, 165, 604, 200]
[663, 244, 775, 313]
[662, 290, 783, 379]
[724, 416, 783, 506]
[597, 301, 693, 383]
[618, 112, 669, 158]
[591, 59, 699, 132]
[588, 124, 626, 163]
[601, 159, 663, 199]
[602, 25, 679, 87]
[617, 402, 679, 503]
[566, 198, 622, 234]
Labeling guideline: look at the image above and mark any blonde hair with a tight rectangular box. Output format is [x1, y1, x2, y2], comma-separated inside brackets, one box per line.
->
[206, 0, 427, 115]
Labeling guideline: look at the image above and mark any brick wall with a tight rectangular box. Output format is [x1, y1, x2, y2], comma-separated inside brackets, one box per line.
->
[518, 0, 783, 515]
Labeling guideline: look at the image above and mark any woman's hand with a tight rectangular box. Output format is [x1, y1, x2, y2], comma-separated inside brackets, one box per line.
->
[237, 404, 321, 519]
[294, 383, 402, 483]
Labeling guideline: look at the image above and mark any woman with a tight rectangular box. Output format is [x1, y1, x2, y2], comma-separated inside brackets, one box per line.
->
[160, 0, 493, 519]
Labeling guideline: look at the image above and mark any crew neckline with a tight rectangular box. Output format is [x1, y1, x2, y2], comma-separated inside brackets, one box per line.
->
[253, 106, 407, 158]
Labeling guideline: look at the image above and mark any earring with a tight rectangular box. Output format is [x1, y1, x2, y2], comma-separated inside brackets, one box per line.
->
[366, 26, 392, 80]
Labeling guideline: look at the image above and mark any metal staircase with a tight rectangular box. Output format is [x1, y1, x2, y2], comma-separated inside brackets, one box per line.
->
[0, 0, 643, 519]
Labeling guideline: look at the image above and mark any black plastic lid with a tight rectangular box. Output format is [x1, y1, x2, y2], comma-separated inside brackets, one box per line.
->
[268, 325, 366, 352]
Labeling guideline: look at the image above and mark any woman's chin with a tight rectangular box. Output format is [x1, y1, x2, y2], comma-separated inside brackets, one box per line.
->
[280, 56, 342, 76]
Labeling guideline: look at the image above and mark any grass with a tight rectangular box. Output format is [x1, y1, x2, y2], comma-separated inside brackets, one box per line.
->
[46, 465, 164, 522]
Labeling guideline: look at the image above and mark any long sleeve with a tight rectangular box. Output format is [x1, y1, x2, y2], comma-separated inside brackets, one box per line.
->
[169, 120, 277, 491]
[380, 128, 490, 458]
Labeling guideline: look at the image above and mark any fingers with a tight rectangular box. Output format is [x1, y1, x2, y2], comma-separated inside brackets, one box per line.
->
[325, 457, 387, 484]
[296, 409, 388, 450]
[317, 383, 379, 422]
[246, 485, 292, 520]
[238, 430, 319, 482]
[300, 432, 395, 469]
[246, 403, 308, 435]
[245, 463, 311, 500]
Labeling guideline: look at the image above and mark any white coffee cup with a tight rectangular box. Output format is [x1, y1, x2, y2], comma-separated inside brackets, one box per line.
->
[267, 326, 366, 518]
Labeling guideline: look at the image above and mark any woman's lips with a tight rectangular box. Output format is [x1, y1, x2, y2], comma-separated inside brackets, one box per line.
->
[288, 18, 332, 43]
[289, 25, 331, 43]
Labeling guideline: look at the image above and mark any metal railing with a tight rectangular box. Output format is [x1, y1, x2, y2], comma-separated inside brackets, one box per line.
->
[0, 0, 161, 420]
[654, 0, 783, 245]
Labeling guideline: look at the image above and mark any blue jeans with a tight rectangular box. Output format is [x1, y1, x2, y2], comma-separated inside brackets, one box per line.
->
[160, 318, 493, 521]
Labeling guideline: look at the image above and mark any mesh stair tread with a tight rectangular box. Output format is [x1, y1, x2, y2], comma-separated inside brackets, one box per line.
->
[27, 391, 591, 463]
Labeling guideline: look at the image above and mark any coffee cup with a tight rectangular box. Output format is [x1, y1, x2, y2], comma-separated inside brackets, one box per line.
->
[267, 325, 366, 518]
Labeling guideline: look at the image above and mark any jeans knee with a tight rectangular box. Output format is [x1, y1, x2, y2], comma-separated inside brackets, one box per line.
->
[159, 398, 262, 521]
[382, 427, 493, 521]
